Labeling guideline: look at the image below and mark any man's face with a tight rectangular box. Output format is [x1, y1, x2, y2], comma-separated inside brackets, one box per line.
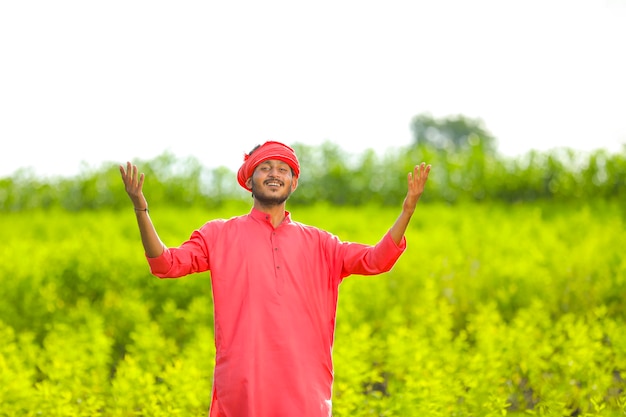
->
[247, 159, 298, 206]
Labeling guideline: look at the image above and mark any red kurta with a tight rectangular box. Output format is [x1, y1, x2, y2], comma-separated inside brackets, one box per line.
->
[147, 208, 406, 417]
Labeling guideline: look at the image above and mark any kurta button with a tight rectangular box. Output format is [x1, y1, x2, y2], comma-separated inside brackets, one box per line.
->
[274, 247, 278, 251]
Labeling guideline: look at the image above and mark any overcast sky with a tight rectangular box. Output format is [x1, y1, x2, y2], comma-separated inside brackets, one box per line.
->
[1, 0, 625, 178]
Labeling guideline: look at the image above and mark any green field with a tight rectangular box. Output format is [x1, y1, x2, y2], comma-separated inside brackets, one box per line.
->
[1, 201, 625, 416]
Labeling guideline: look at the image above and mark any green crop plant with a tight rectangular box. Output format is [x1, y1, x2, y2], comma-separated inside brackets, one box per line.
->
[0, 201, 624, 416]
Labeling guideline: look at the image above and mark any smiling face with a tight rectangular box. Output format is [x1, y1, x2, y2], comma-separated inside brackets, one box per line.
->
[246, 159, 298, 207]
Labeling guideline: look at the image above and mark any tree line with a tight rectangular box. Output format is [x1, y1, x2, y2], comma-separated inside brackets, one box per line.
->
[2, 114, 625, 211]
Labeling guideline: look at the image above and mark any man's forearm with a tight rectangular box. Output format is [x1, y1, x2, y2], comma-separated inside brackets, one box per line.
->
[389, 209, 413, 246]
[135, 210, 166, 258]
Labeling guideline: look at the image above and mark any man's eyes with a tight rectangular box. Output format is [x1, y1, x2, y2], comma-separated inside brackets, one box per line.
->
[260, 166, 289, 172]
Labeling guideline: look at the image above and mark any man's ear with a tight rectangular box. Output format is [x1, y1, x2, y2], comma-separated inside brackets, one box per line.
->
[246, 177, 253, 189]
[291, 176, 298, 192]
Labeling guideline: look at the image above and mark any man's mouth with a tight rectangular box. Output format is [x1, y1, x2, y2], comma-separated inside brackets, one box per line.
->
[265, 180, 283, 187]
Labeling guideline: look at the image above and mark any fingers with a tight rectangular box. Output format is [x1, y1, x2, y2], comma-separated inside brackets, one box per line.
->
[420, 163, 431, 182]
[406, 163, 431, 199]
[119, 162, 132, 178]
[409, 163, 431, 182]
[131, 163, 138, 183]
[416, 162, 430, 173]
[120, 162, 144, 187]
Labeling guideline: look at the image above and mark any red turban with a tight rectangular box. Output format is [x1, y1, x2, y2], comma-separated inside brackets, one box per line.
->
[237, 141, 300, 191]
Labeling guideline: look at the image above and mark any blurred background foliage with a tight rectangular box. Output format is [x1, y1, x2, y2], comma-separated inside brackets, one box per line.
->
[1, 112, 624, 212]
[0, 114, 626, 211]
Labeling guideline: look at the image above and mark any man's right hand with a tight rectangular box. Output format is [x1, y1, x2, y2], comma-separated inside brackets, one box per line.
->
[119, 162, 148, 210]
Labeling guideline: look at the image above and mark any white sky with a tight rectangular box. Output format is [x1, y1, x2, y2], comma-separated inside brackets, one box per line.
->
[1, 0, 625, 178]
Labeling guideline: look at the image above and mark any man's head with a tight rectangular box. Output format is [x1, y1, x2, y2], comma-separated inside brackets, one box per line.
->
[237, 141, 300, 191]
[237, 141, 300, 206]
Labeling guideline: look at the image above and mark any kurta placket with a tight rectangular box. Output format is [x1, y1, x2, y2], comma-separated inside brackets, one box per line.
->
[269, 218, 284, 296]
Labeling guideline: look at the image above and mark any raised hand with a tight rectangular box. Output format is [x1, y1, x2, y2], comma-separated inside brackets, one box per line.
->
[402, 162, 431, 215]
[388, 162, 431, 245]
[119, 162, 148, 210]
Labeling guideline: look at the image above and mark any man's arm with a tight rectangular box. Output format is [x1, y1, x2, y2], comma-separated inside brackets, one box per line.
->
[119, 162, 166, 258]
[389, 162, 431, 245]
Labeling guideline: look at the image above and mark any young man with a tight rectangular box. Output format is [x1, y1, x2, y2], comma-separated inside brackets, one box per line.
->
[119, 141, 431, 417]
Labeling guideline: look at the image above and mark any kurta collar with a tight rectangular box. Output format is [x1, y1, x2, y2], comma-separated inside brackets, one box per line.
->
[249, 207, 292, 227]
